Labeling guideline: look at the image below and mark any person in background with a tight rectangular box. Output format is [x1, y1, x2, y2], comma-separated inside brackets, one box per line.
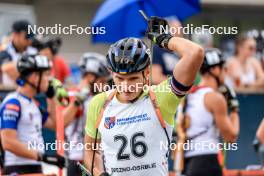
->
[0, 54, 65, 174]
[0, 20, 36, 86]
[62, 52, 109, 176]
[152, 16, 182, 85]
[250, 29, 264, 71]
[177, 48, 239, 176]
[0, 35, 12, 52]
[226, 33, 264, 89]
[247, 29, 264, 66]
[32, 36, 71, 84]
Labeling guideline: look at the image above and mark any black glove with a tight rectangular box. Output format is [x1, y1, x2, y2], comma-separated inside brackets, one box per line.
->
[146, 16, 173, 50]
[38, 153, 65, 168]
[46, 80, 56, 98]
[45, 78, 69, 106]
[218, 84, 239, 112]
[99, 172, 111, 176]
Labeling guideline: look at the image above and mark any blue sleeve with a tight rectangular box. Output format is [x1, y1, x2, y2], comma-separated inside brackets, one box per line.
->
[42, 111, 49, 125]
[0, 98, 21, 130]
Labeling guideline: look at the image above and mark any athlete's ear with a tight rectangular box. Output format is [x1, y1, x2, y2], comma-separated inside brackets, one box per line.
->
[144, 67, 150, 77]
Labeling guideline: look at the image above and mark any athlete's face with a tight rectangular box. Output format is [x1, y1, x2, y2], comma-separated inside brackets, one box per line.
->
[13, 32, 32, 51]
[82, 73, 109, 94]
[210, 64, 226, 85]
[39, 71, 51, 92]
[40, 48, 53, 60]
[112, 69, 149, 102]
[30, 71, 50, 92]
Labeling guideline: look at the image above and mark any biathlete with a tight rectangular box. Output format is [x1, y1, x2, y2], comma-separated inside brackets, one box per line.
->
[177, 48, 240, 176]
[83, 17, 204, 176]
[0, 54, 66, 174]
[62, 52, 110, 176]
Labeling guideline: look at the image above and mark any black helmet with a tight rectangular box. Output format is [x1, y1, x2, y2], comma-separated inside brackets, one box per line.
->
[79, 52, 109, 77]
[106, 37, 150, 74]
[200, 48, 225, 74]
[17, 54, 51, 78]
[32, 35, 62, 55]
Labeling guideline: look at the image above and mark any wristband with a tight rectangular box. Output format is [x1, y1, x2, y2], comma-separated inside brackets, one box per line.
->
[156, 34, 173, 50]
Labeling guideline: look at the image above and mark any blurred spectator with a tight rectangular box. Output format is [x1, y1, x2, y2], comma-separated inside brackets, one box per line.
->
[0, 35, 12, 52]
[247, 29, 264, 60]
[152, 16, 182, 85]
[33, 36, 71, 84]
[191, 28, 213, 49]
[226, 34, 264, 89]
[247, 29, 264, 70]
[0, 20, 36, 86]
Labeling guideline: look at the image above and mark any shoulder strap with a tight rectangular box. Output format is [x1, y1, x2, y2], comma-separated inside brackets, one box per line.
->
[95, 90, 117, 129]
[148, 87, 166, 128]
[148, 87, 171, 158]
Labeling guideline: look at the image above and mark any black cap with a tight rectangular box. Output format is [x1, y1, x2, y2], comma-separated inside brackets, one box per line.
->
[32, 36, 62, 55]
[12, 20, 35, 40]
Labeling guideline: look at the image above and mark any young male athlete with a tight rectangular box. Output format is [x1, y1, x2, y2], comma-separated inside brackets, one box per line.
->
[0, 54, 65, 174]
[177, 48, 240, 176]
[63, 52, 109, 176]
[84, 17, 204, 176]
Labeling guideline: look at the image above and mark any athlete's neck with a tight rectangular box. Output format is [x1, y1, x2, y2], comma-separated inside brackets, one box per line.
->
[17, 86, 36, 99]
[199, 76, 218, 90]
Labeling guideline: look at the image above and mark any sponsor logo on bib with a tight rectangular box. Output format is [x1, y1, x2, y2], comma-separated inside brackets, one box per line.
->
[104, 116, 116, 129]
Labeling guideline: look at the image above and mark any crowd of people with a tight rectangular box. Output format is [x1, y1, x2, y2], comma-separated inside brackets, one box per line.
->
[0, 17, 263, 176]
